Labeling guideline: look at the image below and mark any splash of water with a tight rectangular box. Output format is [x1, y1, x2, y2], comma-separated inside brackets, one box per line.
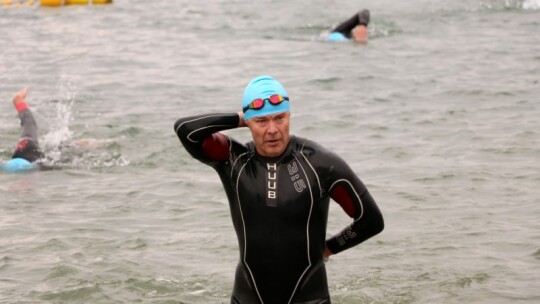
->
[522, 0, 540, 9]
[40, 79, 76, 165]
[38, 78, 130, 169]
[476, 0, 537, 10]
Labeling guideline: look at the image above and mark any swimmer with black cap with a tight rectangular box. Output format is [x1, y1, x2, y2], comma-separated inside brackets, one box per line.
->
[327, 9, 370, 43]
[174, 75, 384, 303]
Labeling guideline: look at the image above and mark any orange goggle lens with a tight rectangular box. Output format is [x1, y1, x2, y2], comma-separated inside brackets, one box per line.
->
[242, 94, 289, 113]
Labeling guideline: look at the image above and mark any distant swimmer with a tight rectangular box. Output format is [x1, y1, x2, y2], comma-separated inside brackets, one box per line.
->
[327, 9, 370, 43]
[174, 75, 384, 303]
[1, 87, 123, 173]
[1, 87, 44, 173]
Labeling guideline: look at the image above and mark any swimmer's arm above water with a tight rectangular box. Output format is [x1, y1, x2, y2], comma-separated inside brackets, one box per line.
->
[174, 113, 241, 163]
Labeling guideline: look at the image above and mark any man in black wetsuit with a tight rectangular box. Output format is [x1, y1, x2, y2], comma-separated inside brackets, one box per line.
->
[1, 87, 43, 173]
[174, 75, 384, 304]
[328, 9, 370, 43]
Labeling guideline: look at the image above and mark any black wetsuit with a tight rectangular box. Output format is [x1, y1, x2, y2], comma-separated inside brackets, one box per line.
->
[12, 108, 44, 162]
[331, 9, 370, 39]
[174, 113, 384, 304]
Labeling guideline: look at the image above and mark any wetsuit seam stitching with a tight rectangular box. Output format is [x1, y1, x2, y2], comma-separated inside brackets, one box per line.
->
[299, 147, 322, 196]
[230, 152, 248, 176]
[175, 114, 230, 142]
[187, 125, 232, 143]
[235, 160, 265, 304]
[175, 114, 223, 133]
[288, 154, 315, 304]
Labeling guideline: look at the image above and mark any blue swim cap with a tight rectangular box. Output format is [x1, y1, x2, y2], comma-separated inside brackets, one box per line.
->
[242, 75, 290, 121]
[1, 158, 37, 173]
[327, 32, 348, 42]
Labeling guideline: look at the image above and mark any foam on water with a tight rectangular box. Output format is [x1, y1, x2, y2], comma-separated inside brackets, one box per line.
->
[522, 0, 540, 9]
[29, 77, 131, 169]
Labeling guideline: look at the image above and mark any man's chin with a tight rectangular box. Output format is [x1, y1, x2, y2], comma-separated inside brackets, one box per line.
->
[263, 144, 284, 157]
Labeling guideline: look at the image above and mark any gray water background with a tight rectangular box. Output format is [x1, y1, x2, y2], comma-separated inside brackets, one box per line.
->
[1, 0, 539, 303]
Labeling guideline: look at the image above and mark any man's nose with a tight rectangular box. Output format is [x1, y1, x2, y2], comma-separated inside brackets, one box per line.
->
[267, 121, 278, 133]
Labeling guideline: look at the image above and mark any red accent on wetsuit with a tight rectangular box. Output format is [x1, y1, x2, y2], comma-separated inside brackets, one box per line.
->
[330, 185, 356, 218]
[16, 138, 29, 151]
[15, 101, 29, 112]
[202, 133, 229, 161]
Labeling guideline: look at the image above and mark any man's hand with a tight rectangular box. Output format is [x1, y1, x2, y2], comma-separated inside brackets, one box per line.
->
[324, 245, 333, 262]
[237, 111, 247, 127]
[352, 25, 368, 44]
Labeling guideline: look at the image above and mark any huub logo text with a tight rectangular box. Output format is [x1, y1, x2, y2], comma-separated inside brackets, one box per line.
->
[267, 163, 278, 201]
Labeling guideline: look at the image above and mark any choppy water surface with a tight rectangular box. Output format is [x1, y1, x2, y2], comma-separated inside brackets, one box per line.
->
[1, 0, 539, 303]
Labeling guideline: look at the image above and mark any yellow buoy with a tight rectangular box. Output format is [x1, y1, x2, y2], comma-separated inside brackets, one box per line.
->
[66, 0, 112, 4]
[65, 0, 87, 4]
[2, 0, 35, 7]
[40, 0, 111, 6]
[40, 0, 62, 5]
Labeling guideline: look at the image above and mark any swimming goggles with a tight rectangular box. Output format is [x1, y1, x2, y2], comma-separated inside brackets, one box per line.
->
[242, 94, 289, 113]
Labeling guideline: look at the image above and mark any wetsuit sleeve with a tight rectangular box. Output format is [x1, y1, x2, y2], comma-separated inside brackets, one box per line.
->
[174, 113, 240, 165]
[324, 156, 384, 255]
[330, 10, 370, 39]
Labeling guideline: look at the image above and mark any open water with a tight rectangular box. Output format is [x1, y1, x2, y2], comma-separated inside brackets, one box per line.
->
[1, 0, 539, 303]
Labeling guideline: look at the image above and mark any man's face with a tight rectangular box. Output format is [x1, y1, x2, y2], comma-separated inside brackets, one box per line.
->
[246, 111, 290, 157]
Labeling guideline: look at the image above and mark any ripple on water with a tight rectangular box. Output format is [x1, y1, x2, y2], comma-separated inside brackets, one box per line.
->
[45, 264, 81, 280]
[40, 283, 104, 303]
[533, 248, 540, 260]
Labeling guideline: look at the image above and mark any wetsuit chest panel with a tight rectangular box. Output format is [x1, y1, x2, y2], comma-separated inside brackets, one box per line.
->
[235, 157, 318, 303]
